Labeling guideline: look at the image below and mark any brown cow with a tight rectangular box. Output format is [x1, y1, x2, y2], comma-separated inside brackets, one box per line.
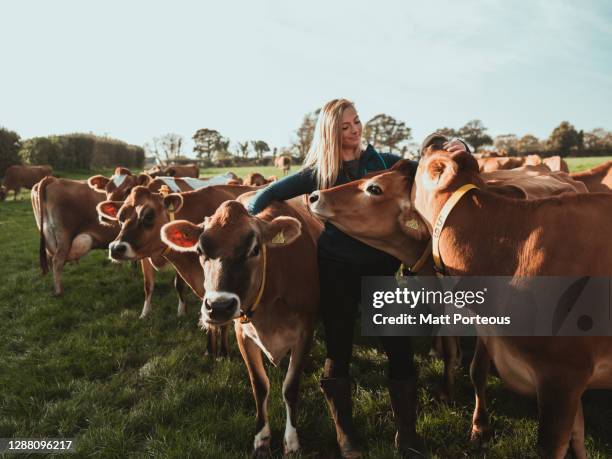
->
[160, 197, 321, 456]
[542, 155, 569, 172]
[32, 177, 118, 295]
[477, 156, 525, 172]
[570, 160, 612, 192]
[243, 172, 270, 187]
[145, 163, 199, 178]
[2, 164, 53, 201]
[409, 150, 612, 458]
[90, 171, 239, 318]
[88, 167, 151, 202]
[274, 155, 292, 175]
[307, 160, 587, 402]
[97, 184, 257, 355]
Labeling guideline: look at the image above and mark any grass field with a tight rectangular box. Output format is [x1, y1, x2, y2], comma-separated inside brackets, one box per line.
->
[1, 159, 611, 458]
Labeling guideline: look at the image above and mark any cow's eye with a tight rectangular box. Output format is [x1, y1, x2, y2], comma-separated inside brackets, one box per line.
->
[366, 184, 382, 195]
[142, 211, 155, 227]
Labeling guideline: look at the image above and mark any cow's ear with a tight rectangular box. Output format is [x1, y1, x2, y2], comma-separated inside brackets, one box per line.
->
[422, 155, 458, 191]
[88, 175, 110, 193]
[163, 193, 184, 213]
[262, 216, 302, 247]
[137, 174, 151, 186]
[161, 220, 202, 252]
[96, 200, 122, 220]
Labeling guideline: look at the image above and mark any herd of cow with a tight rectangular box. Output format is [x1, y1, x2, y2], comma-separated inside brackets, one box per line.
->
[2, 150, 612, 457]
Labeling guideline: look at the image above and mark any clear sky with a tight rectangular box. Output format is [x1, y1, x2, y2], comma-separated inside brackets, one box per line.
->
[1, 0, 611, 156]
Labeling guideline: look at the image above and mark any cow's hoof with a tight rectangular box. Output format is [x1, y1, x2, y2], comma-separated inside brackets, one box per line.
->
[53, 290, 63, 297]
[469, 425, 491, 445]
[251, 446, 271, 459]
[436, 387, 453, 404]
[283, 435, 300, 455]
[139, 313, 151, 320]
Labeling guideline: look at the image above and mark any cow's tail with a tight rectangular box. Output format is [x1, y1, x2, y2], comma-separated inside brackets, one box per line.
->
[38, 176, 54, 274]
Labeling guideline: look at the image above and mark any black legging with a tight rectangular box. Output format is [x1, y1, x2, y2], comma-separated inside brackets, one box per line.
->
[319, 257, 416, 380]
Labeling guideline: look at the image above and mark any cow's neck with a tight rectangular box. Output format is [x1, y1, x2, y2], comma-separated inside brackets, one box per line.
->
[432, 190, 528, 276]
[163, 251, 205, 298]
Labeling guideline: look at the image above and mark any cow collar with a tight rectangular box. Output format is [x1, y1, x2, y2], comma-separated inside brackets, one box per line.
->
[431, 183, 479, 276]
[397, 240, 432, 277]
[239, 244, 268, 324]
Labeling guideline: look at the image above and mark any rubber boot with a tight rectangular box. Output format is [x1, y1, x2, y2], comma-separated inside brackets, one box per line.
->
[388, 379, 425, 457]
[320, 377, 363, 458]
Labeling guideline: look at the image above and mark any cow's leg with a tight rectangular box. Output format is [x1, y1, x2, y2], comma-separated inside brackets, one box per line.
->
[174, 274, 187, 316]
[14, 187, 20, 201]
[569, 399, 587, 459]
[51, 250, 67, 296]
[536, 378, 584, 459]
[439, 336, 461, 402]
[140, 258, 155, 318]
[220, 324, 230, 357]
[469, 338, 491, 444]
[282, 330, 313, 455]
[429, 335, 443, 359]
[235, 322, 270, 458]
[206, 325, 218, 357]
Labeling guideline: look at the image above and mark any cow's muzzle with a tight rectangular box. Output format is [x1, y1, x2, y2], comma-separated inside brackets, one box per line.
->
[202, 292, 240, 324]
[308, 191, 333, 218]
[109, 241, 134, 261]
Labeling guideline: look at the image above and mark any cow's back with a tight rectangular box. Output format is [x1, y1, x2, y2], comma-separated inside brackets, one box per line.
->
[571, 160, 612, 193]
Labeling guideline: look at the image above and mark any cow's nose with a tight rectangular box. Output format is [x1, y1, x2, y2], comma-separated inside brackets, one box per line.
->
[110, 242, 127, 258]
[308, 191, 320, 204]
[205, 297, 237, 314]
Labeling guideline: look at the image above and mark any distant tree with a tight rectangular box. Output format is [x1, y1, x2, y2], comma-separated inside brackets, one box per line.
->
[547, 121, 583, 156]
[434, 127, 459, 138]
[292, 109, 320, 160]
[364, 114, 412, 153]
[159, 133, 183, 162]
[494, 134, 519, 155]
[236, 141, 250, 159]
[458, 120, 493, 152]
[251, 140, 270, 159]
[0, 127, 21, 175]
[516, 134, 541, 154]
[193, 128, 223, 161]
[583, 128, 612, 155]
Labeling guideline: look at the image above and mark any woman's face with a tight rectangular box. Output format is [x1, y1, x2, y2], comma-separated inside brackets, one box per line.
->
[340, 106, 362, 150]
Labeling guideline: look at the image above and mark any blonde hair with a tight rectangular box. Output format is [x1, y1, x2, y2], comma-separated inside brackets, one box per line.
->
[303, 98, 361, 190]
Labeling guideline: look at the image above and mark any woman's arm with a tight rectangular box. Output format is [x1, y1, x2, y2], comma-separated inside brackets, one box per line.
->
[420, 133, 472, 155]
[247, 168, 317, 215]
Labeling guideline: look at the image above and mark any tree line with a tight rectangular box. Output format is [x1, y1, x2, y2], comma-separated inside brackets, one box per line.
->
[0, 128, 144, 175]
[152, 115, 612, 168]
[2, 115, 611, 176]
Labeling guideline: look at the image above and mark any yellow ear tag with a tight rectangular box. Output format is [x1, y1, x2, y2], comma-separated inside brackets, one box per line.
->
[405, 218, 420, 230]
[271, 230, 285, 244]
[159, 185, 170, 197]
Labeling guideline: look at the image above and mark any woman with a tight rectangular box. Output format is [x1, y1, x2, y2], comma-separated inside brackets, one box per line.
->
[248, 99, 468, 458]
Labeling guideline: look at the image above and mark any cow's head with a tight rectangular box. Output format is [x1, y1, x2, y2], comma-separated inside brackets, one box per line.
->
[161, 200, 301, 326]
[88, 167, 151, 201]
[0, 186, 7, 201]
[308, 160, 429, 243]
[412, 149, 481, 227]
[97, 186, 183, 261]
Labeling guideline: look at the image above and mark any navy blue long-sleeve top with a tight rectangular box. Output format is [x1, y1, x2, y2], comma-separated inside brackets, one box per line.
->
[248, 144, 408, 269]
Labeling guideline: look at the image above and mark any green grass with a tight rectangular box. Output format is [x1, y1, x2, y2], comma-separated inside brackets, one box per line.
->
[1, 159, 611, 457]
[565, 156, 612, 172]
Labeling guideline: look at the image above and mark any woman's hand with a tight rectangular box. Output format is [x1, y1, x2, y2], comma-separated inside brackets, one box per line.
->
[444, 138, 469, 153]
